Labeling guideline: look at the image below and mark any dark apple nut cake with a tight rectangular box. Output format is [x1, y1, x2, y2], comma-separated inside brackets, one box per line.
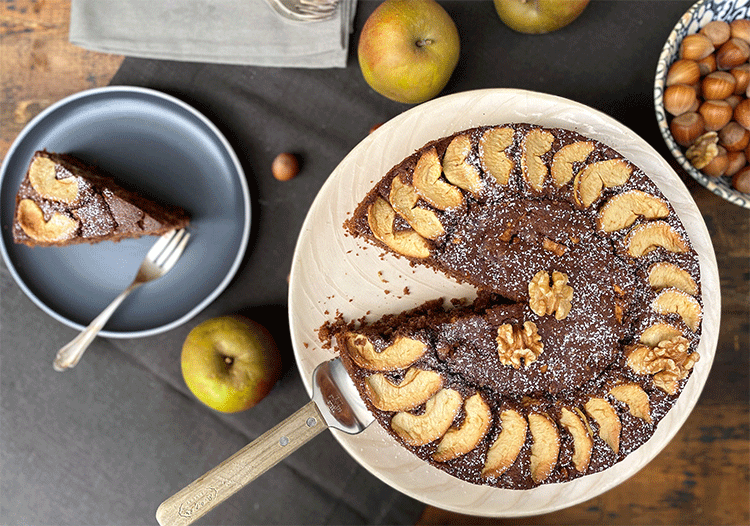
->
[319, 124, 702, 489]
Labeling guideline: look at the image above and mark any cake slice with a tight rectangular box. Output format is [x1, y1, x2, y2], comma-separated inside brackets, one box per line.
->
[13, 150, 190, 247]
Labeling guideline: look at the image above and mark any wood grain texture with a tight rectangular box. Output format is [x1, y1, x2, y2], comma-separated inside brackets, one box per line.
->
[418, 183, 749, 525]
[156, 401, 327, 526]
[418, 404, 749, 525]
[0, 0, 122, 159]
[1, 1, 747, 525]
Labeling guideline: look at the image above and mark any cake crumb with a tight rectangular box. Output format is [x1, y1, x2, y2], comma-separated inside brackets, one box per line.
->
[316, 311, 350, 349]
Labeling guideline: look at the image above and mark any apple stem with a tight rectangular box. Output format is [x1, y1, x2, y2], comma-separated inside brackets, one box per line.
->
[415, 38, 433, 48]
[224, 356, 234, 366]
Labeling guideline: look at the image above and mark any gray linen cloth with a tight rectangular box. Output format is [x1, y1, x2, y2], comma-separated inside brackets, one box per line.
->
[69, 0, 356, 68]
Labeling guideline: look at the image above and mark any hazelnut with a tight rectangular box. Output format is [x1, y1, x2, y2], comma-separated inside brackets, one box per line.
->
[666, 59, 701, 86]
[731, 64, 750, 94]
[732, 165, 750, 192]
[716, 38, 750, 69]
[730, 19, 750, 44]
[701, 71, 737, 100]
[272, 152, 300, 181]
[734, 98, 750, 129]
[700, 21, 731, 46]
[726, 150, 746, 176]
[699, 100, 733, 131]
[669, 23, 750, 191]
[664, 84, 698, 116]
[719, 121, 750, 151]
[697, 53, 717, 76]
[670, 112, 705, 147]
[701, 145, 728, 177]
[680, 33, 715, 61]
[726, 94, 742, 109]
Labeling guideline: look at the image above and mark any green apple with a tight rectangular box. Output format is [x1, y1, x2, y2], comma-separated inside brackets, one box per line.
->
[358, 0, 460, 104]
[493, 0, 590, 34]
[181, 316, 282, 413]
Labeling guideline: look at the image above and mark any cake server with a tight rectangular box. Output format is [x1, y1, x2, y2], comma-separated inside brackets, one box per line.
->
[155, 357, 373, 526]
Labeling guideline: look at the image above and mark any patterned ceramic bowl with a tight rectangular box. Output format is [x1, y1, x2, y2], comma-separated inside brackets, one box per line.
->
[655, 0, 750, 208]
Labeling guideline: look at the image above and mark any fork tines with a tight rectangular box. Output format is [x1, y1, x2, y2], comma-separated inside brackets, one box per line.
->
[148, 229, 189, 268]
[296, 0, 339, 16]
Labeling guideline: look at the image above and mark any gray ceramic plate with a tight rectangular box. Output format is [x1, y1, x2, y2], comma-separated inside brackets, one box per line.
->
[0, 86, 250, 338]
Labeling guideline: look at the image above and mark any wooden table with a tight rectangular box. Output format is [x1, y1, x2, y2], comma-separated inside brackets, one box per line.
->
[2, 1, 748, 524]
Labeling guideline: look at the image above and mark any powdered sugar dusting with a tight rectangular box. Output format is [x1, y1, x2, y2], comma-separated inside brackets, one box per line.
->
[331, 124, 704, 490]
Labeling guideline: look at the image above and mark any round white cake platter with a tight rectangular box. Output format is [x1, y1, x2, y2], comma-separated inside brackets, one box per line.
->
[288, 89, 720, 517]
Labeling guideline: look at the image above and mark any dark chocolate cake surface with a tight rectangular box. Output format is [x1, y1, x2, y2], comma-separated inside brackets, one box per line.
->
[321, 124, 703, 489]
[13, 150, 190, 247]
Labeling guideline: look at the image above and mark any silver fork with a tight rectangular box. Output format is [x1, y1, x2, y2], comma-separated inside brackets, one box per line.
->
[264, 0, 340, 22]
[53, 229, 191, 372]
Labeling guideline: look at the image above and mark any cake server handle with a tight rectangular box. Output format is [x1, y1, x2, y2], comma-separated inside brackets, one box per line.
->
[155, 400, 328, 526]
[156, 358, 373, 526]
[53, 281, 142, 371]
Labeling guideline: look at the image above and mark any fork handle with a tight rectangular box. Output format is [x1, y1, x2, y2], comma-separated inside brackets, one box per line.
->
[53, 281, 141, 371]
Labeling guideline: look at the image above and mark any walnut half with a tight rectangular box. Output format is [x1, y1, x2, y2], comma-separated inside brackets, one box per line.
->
[625, 335, 700, 394]
[529, 270, 574, 320]
[686, 131, 719, 169]
[496, 321, 544, 368]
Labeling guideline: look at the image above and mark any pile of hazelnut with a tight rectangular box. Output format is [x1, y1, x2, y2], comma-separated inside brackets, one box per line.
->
[665, 19, 750, 193]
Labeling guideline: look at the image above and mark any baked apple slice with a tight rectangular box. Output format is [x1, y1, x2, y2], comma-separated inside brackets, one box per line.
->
[584, 398, 621, 453]
[528, 412, 560, 483]
[433, 393, 492, 462]
[365, 367, 443, 412]
[481, 409, 527, 478]
[610, 383, 652, 423]
[344, 333, 427, 371]
[559, 407, 593, 472]
[597, 190, 669, 232]
[391, 388, 463, 446]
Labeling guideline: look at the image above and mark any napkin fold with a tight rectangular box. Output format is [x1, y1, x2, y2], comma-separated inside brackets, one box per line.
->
[69, 0, 356, 68]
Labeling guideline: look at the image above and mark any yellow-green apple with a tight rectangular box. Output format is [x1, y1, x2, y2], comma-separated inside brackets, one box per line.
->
[181, 316, 282, 413]
[493, 0, 590, 34]
[358, 0, 460, 104]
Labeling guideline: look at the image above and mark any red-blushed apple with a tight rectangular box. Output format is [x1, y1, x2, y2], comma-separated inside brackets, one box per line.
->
[493, 0, 590, 34]
[358, 0, 460, 104]
[181, 316, 282, 413]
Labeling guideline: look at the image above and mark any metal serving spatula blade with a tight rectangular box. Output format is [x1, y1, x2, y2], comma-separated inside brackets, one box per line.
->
[155, 358, 374, 526]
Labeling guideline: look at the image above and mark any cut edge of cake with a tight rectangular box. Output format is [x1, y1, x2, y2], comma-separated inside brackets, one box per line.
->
[320, 123, 703, 490]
